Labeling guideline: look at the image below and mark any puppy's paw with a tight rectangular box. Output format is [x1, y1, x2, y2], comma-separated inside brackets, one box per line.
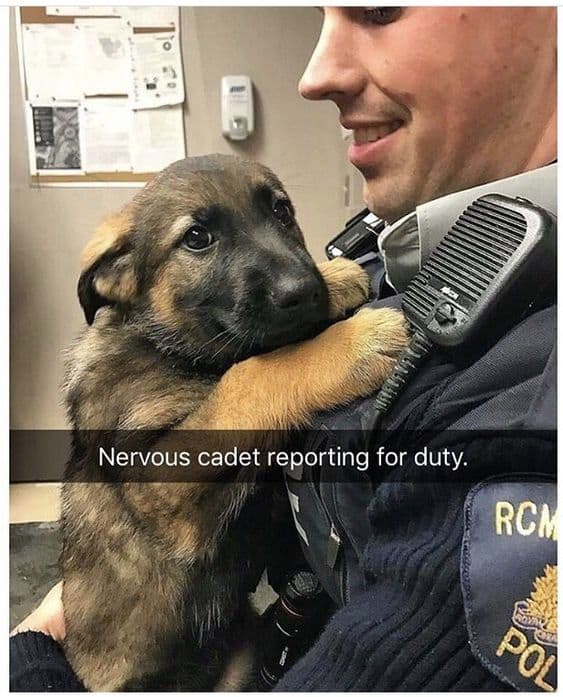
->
[317, 258, 371, 318]
[341, 307, 410, 397]
[351, 307, 409, 359]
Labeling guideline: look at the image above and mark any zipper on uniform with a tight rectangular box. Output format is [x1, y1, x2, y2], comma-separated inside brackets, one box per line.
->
[330, 485, 352, 604]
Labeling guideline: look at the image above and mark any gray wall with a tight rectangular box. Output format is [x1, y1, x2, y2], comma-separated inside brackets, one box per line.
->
[10, 8, 348, 450]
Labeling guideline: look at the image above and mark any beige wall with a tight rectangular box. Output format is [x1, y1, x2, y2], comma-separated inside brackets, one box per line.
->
[10, 8, 348, 451]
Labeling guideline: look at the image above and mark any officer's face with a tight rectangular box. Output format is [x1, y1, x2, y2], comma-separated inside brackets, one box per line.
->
[299, 7, 556, 223]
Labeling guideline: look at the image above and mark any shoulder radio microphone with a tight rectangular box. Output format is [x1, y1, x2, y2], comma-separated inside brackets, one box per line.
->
[370, 193, 556, 428]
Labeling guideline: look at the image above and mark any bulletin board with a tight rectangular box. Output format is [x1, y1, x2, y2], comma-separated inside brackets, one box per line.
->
[17, 6, 187, 186]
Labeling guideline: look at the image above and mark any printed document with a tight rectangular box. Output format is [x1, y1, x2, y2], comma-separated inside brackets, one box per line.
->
[128, 31, 184, 109]
[76, 18, 130, 96]
[131, 105, 185, 172]
[80, 97, 132, 172]
[22, 24, 82, 100]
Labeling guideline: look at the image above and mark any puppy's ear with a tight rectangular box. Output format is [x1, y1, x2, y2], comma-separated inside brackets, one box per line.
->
[78, 207, 138, 325]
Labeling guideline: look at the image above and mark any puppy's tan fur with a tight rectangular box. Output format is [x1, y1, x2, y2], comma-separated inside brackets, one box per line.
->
[61, 156, 408, 691]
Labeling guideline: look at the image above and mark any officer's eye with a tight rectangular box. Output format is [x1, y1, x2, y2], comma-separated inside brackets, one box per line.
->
[182, 225, 215, 252]
[272, 199, 294, 227]
[362, 7, 403, 25]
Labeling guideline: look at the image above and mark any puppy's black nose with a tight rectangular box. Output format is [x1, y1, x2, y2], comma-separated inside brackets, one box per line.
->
[270, 276, 322, 312]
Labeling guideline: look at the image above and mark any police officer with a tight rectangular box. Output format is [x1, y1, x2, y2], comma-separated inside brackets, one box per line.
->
[11, 6, 557, 693]
[278, 7, 557, 693]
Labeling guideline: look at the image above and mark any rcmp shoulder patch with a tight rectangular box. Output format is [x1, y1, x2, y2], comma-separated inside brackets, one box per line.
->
[461, 475, 557, 692]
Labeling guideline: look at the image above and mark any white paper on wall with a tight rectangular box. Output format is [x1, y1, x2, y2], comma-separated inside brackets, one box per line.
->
[22, 24, 82, 100]
[128, 31, 184, 109]
[131, 105, 185, 172]
[25, 101, 84, 174]
[80, 97, 132, 172]
[75, 18, 130, 96]
[119, 6, 179, 28]
[46, 7, 120, 16]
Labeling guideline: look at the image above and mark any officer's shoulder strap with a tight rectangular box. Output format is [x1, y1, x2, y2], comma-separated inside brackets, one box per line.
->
[417, 163, 557, 266]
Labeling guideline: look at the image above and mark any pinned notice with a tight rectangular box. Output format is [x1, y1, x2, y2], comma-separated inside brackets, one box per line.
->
[22, 24, 82, 100]
[128, 31, 184, 109]
[26, 102, 83, 174]
[75, 19, 130, 96]
[131, 105, 185, 172]
[46, 7, 120, 17]
[119, 6, 179, 29]
[81, 98, 132, 172]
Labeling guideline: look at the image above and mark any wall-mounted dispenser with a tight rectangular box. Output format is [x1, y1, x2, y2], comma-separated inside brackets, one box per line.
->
[221, 75, 254, 141]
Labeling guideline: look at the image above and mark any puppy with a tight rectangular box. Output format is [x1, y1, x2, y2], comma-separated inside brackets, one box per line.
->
[61, 155, 408, 690]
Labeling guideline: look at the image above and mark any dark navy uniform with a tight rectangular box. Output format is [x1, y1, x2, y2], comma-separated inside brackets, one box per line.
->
[278, 168, 556, 692]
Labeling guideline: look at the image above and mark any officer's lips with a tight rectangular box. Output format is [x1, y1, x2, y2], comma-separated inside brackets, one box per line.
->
[347, 121, 404, 168]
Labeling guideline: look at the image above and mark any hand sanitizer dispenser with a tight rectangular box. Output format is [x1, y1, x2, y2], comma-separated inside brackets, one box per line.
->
[221, 76, 254, 141]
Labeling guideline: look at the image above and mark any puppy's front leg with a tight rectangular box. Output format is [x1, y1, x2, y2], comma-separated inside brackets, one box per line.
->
[189, 306, 409, 431]
[317, 257, 372, 319]
[135, 306, 409, 562]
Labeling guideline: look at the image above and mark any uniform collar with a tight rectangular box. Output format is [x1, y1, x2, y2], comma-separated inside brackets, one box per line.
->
[377, 163, 557, 292]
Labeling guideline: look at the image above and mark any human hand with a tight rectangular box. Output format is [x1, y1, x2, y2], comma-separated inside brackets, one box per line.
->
[10, 581, 66, 642]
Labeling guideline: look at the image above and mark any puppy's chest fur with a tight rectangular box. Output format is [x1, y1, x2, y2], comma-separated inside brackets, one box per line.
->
[64, 309, 218, 432]
[62, 310, 269, 690]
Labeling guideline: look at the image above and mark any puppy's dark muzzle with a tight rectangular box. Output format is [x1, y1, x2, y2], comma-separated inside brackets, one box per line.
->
[263, 272, 329, 346]
[269, 275, 325, 315]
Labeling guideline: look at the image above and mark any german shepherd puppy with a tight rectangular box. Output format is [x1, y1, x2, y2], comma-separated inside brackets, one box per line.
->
[61, 155, 408, 691]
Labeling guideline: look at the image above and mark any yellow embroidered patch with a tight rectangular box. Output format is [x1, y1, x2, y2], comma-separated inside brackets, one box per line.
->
[513, 565, 558, 647]
[462, 477, 557, 692]
[495, 501, 557, 540]
[495, 565, 558, 692]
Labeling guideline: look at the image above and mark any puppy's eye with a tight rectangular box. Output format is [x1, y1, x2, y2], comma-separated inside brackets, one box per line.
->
[182, 226, 215, 252]
[272, 199, 294, 226]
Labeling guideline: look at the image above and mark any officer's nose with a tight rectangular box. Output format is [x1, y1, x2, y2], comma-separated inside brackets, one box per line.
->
[299, 8, 364, 103]
[270, 276, 323, 313]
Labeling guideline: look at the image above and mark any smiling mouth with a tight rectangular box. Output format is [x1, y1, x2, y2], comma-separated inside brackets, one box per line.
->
[352, 121, 403, 144]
